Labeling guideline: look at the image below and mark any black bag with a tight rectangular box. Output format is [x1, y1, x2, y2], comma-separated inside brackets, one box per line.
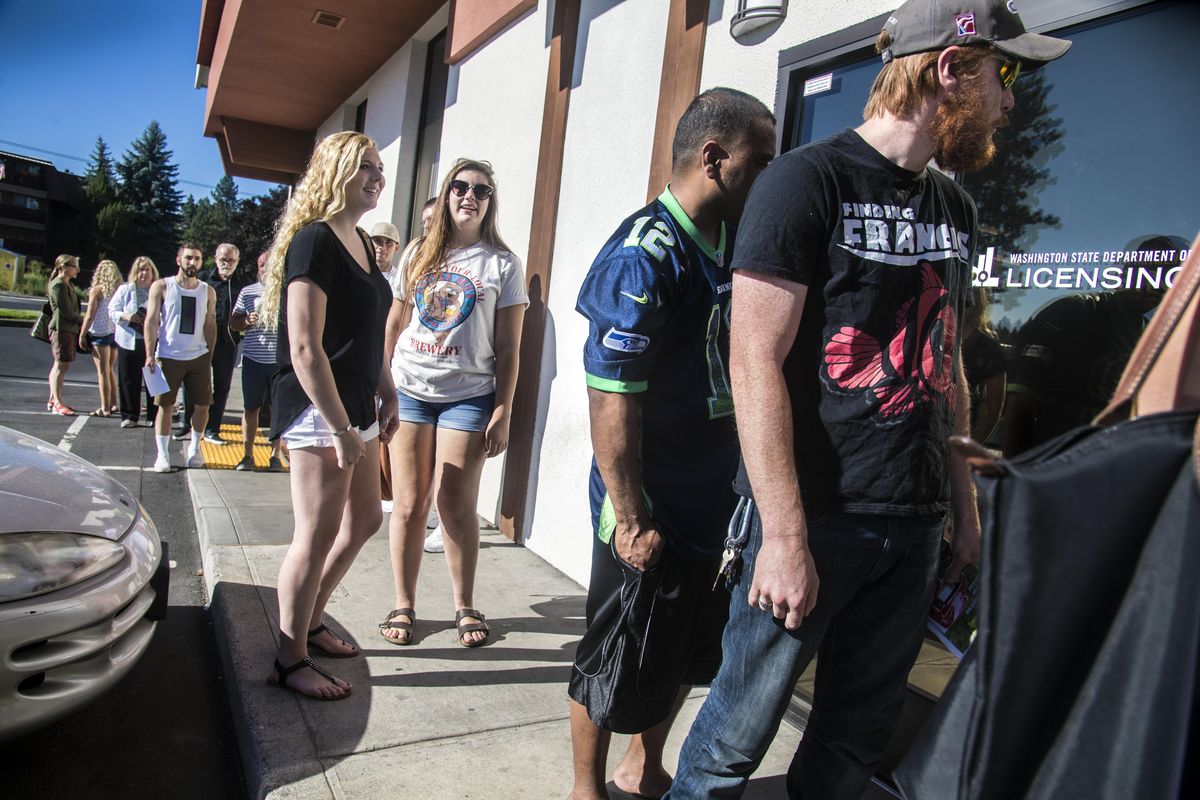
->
[30, 302, 51, 342]
[895, 232, 1200, 800]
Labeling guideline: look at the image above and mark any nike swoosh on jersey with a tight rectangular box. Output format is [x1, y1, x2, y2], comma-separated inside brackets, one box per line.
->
[620, 290, 650, 304]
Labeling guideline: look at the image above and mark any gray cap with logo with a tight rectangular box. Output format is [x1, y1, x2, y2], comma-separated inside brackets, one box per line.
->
[881, 0, 1071, 67]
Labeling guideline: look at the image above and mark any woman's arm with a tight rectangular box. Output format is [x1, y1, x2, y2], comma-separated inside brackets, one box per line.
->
[485, 303, 526, 458]
[108, 285, 128, 325]
[288, 277, 363, 469]
[79, 286, 101, 346]
[971, 372, 1006, 443]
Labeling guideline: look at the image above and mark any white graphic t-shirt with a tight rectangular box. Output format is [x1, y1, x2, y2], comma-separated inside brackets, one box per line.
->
[391, 241, 528, 402]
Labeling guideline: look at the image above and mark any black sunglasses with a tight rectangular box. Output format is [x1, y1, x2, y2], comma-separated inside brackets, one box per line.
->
[448, 179, 494, 201]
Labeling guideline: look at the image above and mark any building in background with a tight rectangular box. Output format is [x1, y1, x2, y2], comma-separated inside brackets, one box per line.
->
[196, 0, 1200, 790]
[0, 150, 84, 266]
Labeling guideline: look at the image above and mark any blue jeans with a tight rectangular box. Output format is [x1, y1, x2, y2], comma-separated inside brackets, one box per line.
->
[667, 506, 944, 799]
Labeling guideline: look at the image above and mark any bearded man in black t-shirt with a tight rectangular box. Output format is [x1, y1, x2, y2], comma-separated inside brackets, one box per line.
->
[667, 2, 1071, 798]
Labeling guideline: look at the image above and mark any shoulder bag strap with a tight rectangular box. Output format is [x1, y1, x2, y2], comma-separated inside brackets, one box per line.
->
[1095, 230, 1200, 425]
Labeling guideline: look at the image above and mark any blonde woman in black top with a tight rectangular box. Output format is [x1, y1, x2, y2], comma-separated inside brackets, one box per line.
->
[259, 131, 399, 700]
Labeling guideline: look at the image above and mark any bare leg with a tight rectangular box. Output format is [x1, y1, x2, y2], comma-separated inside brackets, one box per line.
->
[104, 347, 119, 412]
[191, 404, 210, 435]
[308, 437, 385, 656]
[49, 359, 69, 406]
[242, 407, 260, 462]
[382, 421, 436, 642]
[435, 426, 487, 644]
[154, 398, 173, 435]
[569, 699, 612, 800]
[613, 687, 690, 798]
[91, 349, 105, 411]
[273, 445, 354, 698]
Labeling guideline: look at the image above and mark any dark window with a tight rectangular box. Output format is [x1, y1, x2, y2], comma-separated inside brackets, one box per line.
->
[409, 30, 449, 240]
[354, 99, 368, 133]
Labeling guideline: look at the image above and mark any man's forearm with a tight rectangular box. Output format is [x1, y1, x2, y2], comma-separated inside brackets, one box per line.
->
[733, 365, 806, 537]
[949, 357, 978, 519]
[588, 388, 648, 526]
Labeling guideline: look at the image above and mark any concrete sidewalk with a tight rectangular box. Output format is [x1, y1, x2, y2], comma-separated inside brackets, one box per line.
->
[186, 407, 803, 798]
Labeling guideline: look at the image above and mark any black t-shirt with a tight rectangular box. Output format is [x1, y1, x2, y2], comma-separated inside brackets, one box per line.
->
[732, 129, 977, 516]
[270, 222, 392, 439]
[1007, 290, 1158, 445]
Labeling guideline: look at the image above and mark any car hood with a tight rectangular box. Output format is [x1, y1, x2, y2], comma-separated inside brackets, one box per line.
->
[0, 426, 138, 541]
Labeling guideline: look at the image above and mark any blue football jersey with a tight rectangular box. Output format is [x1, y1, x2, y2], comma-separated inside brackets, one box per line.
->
[576, 187, 740, 560]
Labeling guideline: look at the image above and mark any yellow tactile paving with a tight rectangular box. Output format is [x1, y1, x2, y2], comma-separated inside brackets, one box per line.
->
[198, 423, 289, 471]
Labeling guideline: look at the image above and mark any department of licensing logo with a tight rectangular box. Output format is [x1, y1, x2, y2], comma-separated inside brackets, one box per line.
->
[415, 271, 477, 333]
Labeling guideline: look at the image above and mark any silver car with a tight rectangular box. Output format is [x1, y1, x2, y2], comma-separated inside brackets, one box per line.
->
[0, 425, 168, 742]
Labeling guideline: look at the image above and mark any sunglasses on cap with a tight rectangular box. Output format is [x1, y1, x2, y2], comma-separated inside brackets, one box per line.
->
[448, 179, 494, 201]
[998, 58, 1021, 90]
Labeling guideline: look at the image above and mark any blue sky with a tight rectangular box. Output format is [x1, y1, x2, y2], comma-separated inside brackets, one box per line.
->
[0, 0, 278, 199]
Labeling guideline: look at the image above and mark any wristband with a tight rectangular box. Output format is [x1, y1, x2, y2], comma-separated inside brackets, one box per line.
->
[331, 423, 354, 437]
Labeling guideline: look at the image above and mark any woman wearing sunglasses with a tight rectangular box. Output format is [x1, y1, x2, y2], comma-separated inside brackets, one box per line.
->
[381, 158, 527, 648]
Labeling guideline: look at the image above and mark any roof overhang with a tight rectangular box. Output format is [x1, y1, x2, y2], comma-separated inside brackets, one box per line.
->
[197, 0, 444, 184]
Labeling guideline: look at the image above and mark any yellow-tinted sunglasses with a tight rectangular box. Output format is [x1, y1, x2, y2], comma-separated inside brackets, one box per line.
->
[999, 59, 1021, 90]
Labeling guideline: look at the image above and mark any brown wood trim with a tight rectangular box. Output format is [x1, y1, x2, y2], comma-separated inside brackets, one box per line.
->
[498, 0, 581, 544]
[447, 0, 538, 65]
[646, 0, 709, 201]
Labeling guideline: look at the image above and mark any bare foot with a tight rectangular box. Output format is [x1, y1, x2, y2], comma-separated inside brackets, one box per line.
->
[308, 625, 358, 656]
[380, 609, 414, 644]
[566, 786, 609, 800]
[456, 612, 488, 646]
[613, 763, 672, 799]
[269, 658, 351, 700]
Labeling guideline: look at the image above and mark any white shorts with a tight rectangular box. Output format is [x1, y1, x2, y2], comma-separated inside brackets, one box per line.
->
[281, 404, 380, 450]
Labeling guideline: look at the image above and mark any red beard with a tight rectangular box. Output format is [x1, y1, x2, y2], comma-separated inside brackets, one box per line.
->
[930, 74, 1007, 173]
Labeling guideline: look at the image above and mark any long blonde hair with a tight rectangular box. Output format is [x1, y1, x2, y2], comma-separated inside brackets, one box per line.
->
[127, 256, 160, 284]
[90, 260, 122, 298]
[260, 131, 377, 330]
[405, 158, 511, 300]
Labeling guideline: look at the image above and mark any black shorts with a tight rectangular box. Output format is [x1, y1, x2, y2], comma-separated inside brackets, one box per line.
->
[241, 357, 277, 411]
[568, 532, 730, 734]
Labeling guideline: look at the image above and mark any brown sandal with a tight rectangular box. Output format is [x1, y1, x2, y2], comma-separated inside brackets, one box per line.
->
[455, 608, 490, 648]
[307, 623, 358, 658]
[379, 608, 416, 645]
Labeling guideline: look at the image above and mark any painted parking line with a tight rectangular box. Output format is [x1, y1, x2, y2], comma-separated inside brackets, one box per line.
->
[0, 374, 96, 388]
[57, 416, 88, 451]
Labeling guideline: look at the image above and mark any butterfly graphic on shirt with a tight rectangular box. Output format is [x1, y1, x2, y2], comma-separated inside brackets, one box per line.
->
[823, 261, 958, 420]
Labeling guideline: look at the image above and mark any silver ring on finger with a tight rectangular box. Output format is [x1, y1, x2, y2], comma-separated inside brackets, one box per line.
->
[757, 599, 773, 612]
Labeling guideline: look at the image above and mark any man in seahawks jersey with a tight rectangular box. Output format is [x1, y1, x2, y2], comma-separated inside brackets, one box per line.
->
[567, 88, 775, 800]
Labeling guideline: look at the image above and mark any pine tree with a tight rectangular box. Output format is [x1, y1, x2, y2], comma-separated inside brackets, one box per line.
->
[117, 121, 184, 274]
[211, 176, 239, 218]
[82, 136, 135, 265]
[230, 185, 288, 263]
[180, 194, 228, 259]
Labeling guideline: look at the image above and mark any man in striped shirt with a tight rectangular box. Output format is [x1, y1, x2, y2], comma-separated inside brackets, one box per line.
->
[230, 253, 285, 471]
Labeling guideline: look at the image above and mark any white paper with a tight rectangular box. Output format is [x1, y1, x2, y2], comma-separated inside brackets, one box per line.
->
[803, 73, 834, 97]
[142, 364, 169, 397]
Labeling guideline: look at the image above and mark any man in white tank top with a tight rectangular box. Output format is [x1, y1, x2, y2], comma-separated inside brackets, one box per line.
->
[144, 243, 217, 472]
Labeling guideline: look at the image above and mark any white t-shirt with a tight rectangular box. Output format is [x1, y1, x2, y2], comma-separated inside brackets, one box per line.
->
[391, 241, 528, 402]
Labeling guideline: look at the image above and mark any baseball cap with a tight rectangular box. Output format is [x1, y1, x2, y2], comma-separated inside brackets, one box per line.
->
[369, 222, 401, 243]
[881, 0, 1071, 68]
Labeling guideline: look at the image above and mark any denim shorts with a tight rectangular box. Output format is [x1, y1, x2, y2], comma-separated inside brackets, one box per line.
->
[395, 390, 494, 432]
[87, 332, 117, 348]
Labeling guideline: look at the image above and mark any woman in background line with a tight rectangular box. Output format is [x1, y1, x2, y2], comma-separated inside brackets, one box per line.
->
[259, 131, 398, 701]
[80, 259, 121, 417]
[46, 254, 82, 416]
[109, 256, 159, 428]
[380, 159, 527, 649]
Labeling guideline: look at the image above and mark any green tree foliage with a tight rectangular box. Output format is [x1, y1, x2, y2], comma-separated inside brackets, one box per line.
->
[82, 137, 137, 268]
[117, 121, 183, 274]
[180, 195, 228, 260]
[230, 185, 288, 269]
[212, 175, 239, 218]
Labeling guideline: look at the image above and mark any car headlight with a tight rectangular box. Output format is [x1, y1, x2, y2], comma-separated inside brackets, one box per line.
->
[0, 533, 126, 603]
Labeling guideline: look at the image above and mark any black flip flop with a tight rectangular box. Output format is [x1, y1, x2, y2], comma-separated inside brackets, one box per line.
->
[267, 657, 351, 701]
